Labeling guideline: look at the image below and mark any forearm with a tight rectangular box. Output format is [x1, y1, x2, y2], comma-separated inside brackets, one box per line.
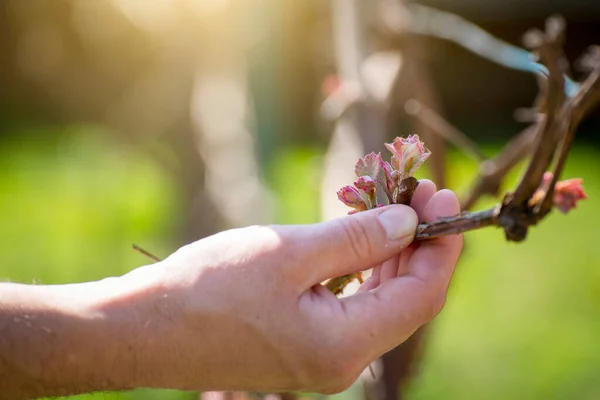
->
[0, 266, 168, 399]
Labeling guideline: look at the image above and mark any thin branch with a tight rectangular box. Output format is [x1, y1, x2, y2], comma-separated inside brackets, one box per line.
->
[415, 207, 499, 240]
[132, 244, 163, 263]
[571, 47, 600, 123]
[405, 99, 486, 162]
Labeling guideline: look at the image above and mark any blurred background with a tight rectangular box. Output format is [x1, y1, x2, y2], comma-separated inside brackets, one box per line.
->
[1, 0, 600, 399]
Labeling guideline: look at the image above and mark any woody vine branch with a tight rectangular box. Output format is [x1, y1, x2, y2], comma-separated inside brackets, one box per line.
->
[331, 15, 597, 294]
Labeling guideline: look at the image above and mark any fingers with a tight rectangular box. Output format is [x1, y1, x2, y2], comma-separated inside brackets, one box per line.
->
[405, 189, 463, 287]
[378, 255, 401, 283]
[380, 179, 437, 282]
[376, 179, 437, 284]
[410, 179, 437, 218]
[338, 189, 463, 358]
[279, 204, 419, 289]
[356, 275, 379, 293]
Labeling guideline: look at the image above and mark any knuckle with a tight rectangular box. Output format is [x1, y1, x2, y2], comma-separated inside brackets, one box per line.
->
[339, 218, 374, 261]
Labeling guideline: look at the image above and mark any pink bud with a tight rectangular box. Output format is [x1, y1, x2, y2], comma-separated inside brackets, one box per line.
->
[553, 177, 587, 213]
[337, 185, 368, 214]
[535, 172, 588, 213]
[385, 134, 431, 180]
[354, 176, 376, 195]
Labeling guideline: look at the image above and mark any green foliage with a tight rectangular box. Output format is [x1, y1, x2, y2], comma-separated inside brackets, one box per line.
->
[0, 126, 181, 285]
[1, 127, 600, 399]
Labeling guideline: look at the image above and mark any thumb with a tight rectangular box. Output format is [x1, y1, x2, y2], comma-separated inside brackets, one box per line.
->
[283, 205, 418, 288]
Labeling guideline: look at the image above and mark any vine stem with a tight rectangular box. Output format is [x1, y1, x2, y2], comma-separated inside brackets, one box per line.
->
[415, 206, 500, 241]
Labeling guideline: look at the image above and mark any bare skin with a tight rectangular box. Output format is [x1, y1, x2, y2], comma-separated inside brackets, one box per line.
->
[0, 181, 463, 399]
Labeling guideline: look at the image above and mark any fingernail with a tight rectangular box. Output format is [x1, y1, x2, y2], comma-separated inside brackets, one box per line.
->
[377, 206, 418, 242]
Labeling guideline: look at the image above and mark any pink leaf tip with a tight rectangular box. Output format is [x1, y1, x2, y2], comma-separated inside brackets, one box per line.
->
[355, 152, 383, 180]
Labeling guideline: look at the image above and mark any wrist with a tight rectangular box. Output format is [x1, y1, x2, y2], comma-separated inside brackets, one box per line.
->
[88, 262, 179, 390]
[0, 263, 174, 397]
[0, 281, 132, 397]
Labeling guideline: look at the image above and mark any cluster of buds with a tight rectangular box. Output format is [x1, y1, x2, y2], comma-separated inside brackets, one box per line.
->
[337, 135, 431, 214]
[331, 134, 588, 296]
[338, 134, 587, 217]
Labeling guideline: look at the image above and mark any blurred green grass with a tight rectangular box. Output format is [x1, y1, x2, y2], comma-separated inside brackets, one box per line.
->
[1, 127, 600, 399]
[0, 126, 182, 285]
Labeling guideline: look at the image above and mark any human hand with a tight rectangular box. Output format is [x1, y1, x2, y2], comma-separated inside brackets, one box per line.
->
[125, 180, 462, 394]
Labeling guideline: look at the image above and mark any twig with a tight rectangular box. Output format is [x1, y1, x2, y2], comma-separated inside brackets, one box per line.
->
[415, 207, 499, 240]
[132, 244, 163, 263]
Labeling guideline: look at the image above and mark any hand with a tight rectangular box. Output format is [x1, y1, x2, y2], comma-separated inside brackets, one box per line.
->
[129, 180, 463, 393]
[0, 180, 462, 398]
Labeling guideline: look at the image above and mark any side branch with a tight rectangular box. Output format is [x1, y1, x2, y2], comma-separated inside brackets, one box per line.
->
[538, 58, 600, 214]
[511, 23, 567, 205]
